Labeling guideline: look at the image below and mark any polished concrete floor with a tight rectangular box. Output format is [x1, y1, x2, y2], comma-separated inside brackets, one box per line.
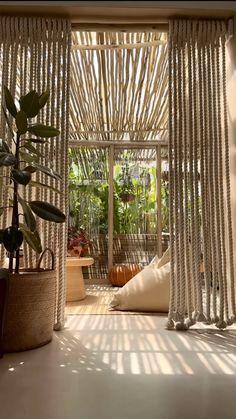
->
[0, 315, 236, 419]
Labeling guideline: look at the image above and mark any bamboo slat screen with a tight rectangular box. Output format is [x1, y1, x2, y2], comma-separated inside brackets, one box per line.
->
[70, 30, 168, 143]
[114, 147, 168, 161]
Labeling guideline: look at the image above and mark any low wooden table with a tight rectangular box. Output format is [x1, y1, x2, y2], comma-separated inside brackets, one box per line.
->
[66, 257, 94, 302]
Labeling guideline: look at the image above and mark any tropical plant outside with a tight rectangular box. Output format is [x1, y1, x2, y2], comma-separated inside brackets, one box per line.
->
[68, 148, 169, 238]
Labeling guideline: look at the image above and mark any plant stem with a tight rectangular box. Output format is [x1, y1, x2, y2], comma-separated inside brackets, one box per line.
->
[9, 132, 20, 274]
[15, 249, 20, 273]
[8, 254, 13, 273]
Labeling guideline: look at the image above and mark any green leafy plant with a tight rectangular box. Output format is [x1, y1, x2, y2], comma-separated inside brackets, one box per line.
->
[0, 86, 65, 275]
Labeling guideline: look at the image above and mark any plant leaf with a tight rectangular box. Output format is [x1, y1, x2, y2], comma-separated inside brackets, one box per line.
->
[29, 180, 61, 194]
[29, 201, 66, 223]
[0, 139, 10, 153]
[23, 164, 61, 181]
[0, 228, 4, 242]
[20, 224, 42, 253]
[39, 90, 50, 108]
[3, 226, 23, 252]
[26, 137, 46, 144]
[18, 195, 36, 232]
[28, 124, 60, 138]
[23, 142, 44, 157]
[12, 169, 31, 186]
[16, 110, 28, 135]
[19, 151, 39, 163]
[0, 152, 16, 167]
[4, 86, 17, 117]
[23, 165, 37, 173]
[19, 90, 40, 118]
[33, 163, 62, 180]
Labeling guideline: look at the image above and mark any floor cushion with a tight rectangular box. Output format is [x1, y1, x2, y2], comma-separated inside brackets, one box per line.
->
[157, 247, 170, 268]
[149, 247, 170, 269]
[109, 262, 170, 313]
[149, 254, 159, 266]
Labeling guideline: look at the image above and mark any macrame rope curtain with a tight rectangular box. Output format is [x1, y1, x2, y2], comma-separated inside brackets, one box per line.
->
[0, 16, 71, 330]
[167, 19, 235, 330]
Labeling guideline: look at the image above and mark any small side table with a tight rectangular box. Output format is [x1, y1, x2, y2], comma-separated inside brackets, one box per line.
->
[66, 257, 94, 302]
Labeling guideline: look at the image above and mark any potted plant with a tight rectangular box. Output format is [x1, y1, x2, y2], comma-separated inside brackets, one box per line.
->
[67, 226, 92, 257]
[0, 86, 65, 354]
[117, 164, 135, 203]
[66, 227, 93, 302]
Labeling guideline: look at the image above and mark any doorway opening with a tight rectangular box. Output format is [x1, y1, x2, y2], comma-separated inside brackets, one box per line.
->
[68, 28, 169, 284]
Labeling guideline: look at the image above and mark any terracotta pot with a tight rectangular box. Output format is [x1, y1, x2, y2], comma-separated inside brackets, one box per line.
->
[120, 192, 135, 203]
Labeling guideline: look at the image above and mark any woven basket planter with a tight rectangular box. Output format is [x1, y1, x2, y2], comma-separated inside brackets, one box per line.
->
[109, 263, 142, 287]
[2, 249, 56, 353]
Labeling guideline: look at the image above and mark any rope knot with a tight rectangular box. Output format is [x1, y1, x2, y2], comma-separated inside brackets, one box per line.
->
[216, 320, 227, 330]
[185, 317, 195, 328]
[166, 319, 175, 330]
[176, 321, 188, 331]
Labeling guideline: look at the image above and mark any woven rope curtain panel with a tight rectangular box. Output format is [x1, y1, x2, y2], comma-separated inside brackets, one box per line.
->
[0, 16, 71, 329]
[167, 19, 235, 330]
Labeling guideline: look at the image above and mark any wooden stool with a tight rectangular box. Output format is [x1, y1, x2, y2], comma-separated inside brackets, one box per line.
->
[66, 257, 94, 302]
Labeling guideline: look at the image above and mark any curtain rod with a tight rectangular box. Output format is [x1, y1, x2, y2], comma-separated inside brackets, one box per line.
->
[71, 22, 169, 33]
[71, 18, 234, 35]
[69, 140, 168, 148]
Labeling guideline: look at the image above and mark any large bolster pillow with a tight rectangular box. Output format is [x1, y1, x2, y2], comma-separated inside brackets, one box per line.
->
[109, 262, 170, 313]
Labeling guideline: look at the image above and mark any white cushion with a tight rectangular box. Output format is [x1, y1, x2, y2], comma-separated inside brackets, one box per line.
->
[157, 247, 170, 268]
[148, 247, 170, 269]
[109, 262, 170, 313]
[149, 254, 159, 266]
